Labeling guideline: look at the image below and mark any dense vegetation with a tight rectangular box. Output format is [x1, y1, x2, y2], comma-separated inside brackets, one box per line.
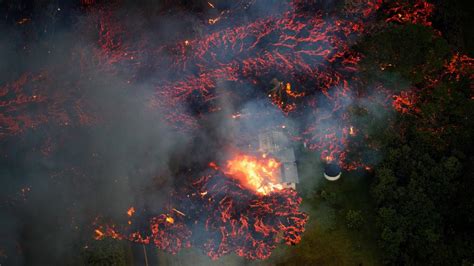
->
[355, 21, 473, 266]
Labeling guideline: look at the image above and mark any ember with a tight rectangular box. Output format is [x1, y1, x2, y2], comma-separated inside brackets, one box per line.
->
[127, 207, 135, 217]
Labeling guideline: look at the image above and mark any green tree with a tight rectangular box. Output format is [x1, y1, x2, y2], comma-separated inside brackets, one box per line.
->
[355, 24, 450, 88]
[345, 210, 364, 230]
[361, 21, 474, 265]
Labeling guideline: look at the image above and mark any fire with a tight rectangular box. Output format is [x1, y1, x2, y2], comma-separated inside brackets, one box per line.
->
[94, 229, 104, 239]
[4, 0, 454, 261]
[127, 206, 135, 217]
[325, 155, 334, 163]
[165, 216, 175, 224]
[224, 154, 282, 195]
[285, 83, 305, 98]
[208, 17, 220, 25]
[349, 126, 355, 136]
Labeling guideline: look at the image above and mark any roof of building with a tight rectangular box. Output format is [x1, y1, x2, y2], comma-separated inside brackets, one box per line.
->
[281, 162, 299, 183]
[258, 130, 290, 153]
[276, 148, 296, 163]
[258, 130, 299, 184]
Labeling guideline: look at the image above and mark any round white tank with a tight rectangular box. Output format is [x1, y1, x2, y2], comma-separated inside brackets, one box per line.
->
[324, 163, 342, 181]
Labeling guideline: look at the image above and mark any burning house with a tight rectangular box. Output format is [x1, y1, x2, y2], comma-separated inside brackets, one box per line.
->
[258, 130, 299, 189]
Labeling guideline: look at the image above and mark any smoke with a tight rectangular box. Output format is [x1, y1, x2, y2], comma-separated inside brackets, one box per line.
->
[0, 2, 200, 264]
[0, 0, 398, 264]
[0, 1, 274, 264]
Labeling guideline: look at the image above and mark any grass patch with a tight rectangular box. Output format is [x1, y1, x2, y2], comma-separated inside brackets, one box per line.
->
[261, 149, 382, 265]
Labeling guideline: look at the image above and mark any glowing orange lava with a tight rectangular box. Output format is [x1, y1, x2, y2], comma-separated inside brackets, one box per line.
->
[224, 154, 283, 195]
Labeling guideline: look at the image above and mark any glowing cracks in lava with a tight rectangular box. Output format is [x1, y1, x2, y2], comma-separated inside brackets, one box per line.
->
[284, 83, 305, 98]
[385, 0, 434, 27]
[268, 80, 304, 114]
[392, 91, 420, 114]
[1, 0, 445, 175]
[94, 156, 308, 260]
[191, 173, 308, 260]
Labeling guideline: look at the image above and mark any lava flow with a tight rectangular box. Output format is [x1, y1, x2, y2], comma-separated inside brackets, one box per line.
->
[2, 0, 472, 262]
[95, 153, 308, 260]
[0, 0, 439, 168]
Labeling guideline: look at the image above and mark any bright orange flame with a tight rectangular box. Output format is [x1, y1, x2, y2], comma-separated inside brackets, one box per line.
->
[349, 126, 355, 136]
[325, 155, 334, 163]
[224, 154, 283, 195]
[127, 207, 135, 217]
[95, 229, 104, 239]
[285, 83, 305, 98]
[166, 216, 175, 224]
